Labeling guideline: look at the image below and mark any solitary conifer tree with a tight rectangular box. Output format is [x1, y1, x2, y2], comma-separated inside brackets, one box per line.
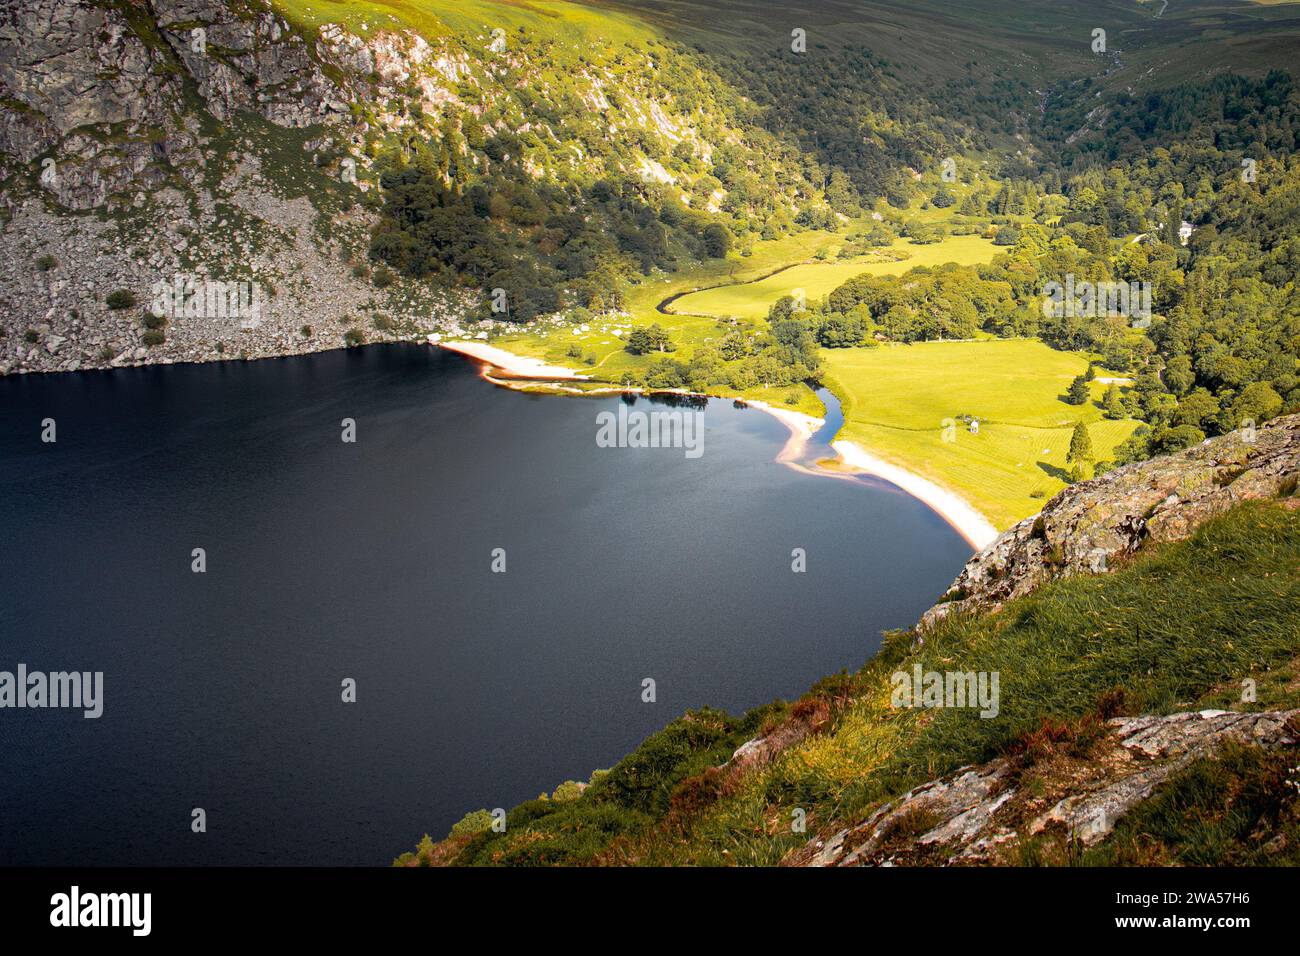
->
[1068, 421, 1094, 463]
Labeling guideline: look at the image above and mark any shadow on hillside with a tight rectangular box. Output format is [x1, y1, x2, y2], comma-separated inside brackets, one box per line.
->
[1037, 461, 1071, 482]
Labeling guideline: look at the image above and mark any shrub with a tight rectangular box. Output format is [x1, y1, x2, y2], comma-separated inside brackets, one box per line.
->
[589, 706, 754, 815]
[551, 781, 584, 802]
[448, 809, 494, 838]
[701, 223, 730, 258]
[106, 289, 136, 310]
[416, 834, 435, 862]
[142, 312, 166, 330]
[625, 324, 675, 355]
[993, 225, 1021, 245]
[1068, 421, 1093, 462]
[35, 254, 57, 272]
[142, 329, 165, 347]
[344, 328, 366, 347]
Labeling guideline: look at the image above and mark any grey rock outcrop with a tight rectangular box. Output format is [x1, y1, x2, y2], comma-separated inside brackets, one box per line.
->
[0, 0, 477, 374]
[1027, 709, 1298, 846]
[921, 415, 1300, 629]
[0, 1, 359, 211]
[792, 709, 1298, 866]
[0, 0, 194, 209]
[156, 2, 342, 126]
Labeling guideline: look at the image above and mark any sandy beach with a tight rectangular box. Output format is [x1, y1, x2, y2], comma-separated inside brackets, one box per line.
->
[435, 338, 591, 380]
[746, 399, 824, 465]
[831, 439, 1000, 550]
[435, 336, 1000, 552]
[755, 405, 1000, 552]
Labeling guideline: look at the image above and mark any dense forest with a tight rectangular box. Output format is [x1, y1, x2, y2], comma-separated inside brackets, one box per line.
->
[760, 71, 1300, 466]
[368, 150, 728, 320]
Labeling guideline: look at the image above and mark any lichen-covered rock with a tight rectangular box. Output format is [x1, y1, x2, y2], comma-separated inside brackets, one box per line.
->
[0, 0, 196, 209]
[156, 2, 340, 126]
[920, 417, 1300, 630]
[726, 700, 830, 774]
[1027, 710, 1300, 846]
[790, 709, 1299, 866]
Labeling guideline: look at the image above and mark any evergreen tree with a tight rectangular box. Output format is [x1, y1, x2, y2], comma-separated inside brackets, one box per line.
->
[1068, 421, 1094, 463]
[1103, 384, 1126, 420]
[1066, 374, 1091, 406]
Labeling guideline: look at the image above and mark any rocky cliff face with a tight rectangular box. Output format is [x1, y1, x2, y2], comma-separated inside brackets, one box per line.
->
[921, 414, 1300, 630]
[0, 0, 752, 375]
[2, 0, 187, 211]
[0, 0, 343, 211]
[0, 0, 445, 374]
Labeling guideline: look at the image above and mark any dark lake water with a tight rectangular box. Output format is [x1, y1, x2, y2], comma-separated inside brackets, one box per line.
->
[0, 344, 969, 865]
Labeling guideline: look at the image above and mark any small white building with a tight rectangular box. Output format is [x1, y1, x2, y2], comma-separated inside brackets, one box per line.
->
[1178, 221, 1194, 246]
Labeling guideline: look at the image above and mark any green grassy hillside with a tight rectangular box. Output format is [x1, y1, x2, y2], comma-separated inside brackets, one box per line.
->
[598, 0, 1300, 85]
[273, 0, 656, 43]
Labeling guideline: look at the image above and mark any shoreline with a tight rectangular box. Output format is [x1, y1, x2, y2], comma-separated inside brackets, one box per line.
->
[435, 336, 1001, 553]
[745, 398, 824, 464]
[831, 440, 1000, 550]
[435, 339, 592, 380]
